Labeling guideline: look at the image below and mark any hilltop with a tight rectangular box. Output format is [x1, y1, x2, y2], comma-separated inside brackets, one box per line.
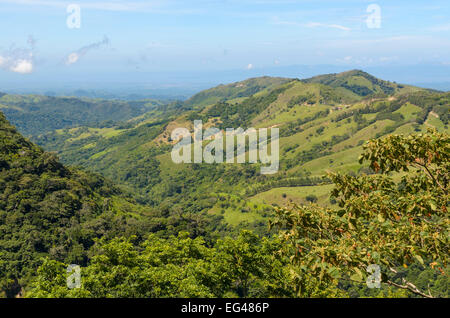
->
[183, 76, 294, 109]
[302, 69, 423, 96]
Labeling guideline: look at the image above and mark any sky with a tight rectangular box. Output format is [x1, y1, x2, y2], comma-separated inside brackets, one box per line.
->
[0, 0, 449, 92]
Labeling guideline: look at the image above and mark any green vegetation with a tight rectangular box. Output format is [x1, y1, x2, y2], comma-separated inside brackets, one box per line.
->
[29, 71, 448, 233]
[271, 129, 449, 298]
[184, 76, 293, 109]
[0, 112, 231, 297]
[302, 70, 424, 97]
[27, 231, 294, 298]
[24, 129, 449, 298]
[0, 111, 149, 296]
[0, 94, 163, 136]
[0, 70, 448, 298]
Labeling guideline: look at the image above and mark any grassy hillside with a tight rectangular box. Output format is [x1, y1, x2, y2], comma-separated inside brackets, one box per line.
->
[302, 69, 425, 97]
[32, 71, 449, 232]
[184, 76, 294, 109]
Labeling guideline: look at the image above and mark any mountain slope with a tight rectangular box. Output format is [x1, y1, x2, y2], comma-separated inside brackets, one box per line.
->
[1, 106, 247, 296]
[32, 71, 449, 229]
[0, 94, 164, 136]
[183, 76, 294, 109]
[0, 111, 158, 297]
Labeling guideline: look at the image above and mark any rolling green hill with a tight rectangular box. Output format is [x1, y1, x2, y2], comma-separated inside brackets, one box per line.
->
[302, 69, 425, 97]
[183, 76, 294, 109]
[31, 71, 449, 232]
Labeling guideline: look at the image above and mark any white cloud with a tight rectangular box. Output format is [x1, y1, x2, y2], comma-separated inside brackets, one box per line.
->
[65, 36, 109, 65]
[66, 52, 80, 65]
[306, 22, 351, 31]
[9, 59, 33, 74]
[0, 36, 36, 74]
[337, 55, 398, 66]
[272, 18, 301, 27]
[272, 17, 351, 31]
[146, 41, 169, 49]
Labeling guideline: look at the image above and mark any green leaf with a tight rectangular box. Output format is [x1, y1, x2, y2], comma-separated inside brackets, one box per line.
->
[354, 268, 364, 281]
[350, 273, 363, 283]
[414, 254, 424, 265]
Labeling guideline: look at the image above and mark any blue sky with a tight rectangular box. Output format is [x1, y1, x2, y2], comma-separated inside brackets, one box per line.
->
[0, 0, 449, 89]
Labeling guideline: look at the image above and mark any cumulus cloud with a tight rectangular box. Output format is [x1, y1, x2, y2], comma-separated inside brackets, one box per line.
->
[9, 59, 33, 74]
[0, 35, 36, 74]
[65, 35, 110, 65]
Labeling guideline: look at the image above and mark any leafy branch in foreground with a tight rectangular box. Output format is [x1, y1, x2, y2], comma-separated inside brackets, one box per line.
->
[270, 129, 449, 297]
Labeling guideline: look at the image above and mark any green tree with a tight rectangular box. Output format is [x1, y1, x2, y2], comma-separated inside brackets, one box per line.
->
[27, 231, 294, 298]
[270, 129, 449, 297]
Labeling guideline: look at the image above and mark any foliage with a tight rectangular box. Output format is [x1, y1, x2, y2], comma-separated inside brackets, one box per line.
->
[270, 129, 449, 297]
[0, 94, 162, 136]
[0, 112, 155, 296]
[27, 231, 295, 298]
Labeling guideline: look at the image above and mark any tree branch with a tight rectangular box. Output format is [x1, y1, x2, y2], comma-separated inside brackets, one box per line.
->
[414, 162, 447, 195]
[386, 279, 434, 298]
